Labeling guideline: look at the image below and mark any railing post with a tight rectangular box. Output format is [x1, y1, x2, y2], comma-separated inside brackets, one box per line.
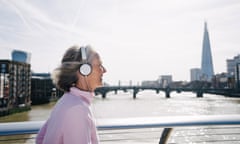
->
[159, 128, 173, 144]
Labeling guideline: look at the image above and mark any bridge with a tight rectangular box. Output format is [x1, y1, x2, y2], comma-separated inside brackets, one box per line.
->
[94, 86, 240, 99]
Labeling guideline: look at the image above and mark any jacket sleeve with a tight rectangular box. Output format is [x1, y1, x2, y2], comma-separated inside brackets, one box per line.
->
[62, 105, 94, 144]
[36, 120, 48, 144]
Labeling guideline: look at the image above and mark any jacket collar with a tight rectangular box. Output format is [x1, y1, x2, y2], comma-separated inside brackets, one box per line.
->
[69, 87, 94, 104]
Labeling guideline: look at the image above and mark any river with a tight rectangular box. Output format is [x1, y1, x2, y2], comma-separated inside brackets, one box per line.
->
[1, 91, 240, 144]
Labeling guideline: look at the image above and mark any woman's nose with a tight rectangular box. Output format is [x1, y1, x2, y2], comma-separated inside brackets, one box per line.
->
[101, 65, 106, 73]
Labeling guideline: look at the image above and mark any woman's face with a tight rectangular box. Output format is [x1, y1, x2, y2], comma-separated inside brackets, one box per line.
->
[77, 53, 106, 91]
[88, 54, 106, 90]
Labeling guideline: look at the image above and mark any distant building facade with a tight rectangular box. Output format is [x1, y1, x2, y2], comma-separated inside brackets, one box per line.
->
[227, 54, 240, 75]
[31, 73, 62, 105]
[190, 68, 202, 81]
[12, 50, 31, 64]
[141, 80, 158, 87]
[227, 54, 240, 89]
[0, 49, 31, 116]
[0, 60, 31, 116]
[158, 75, 172, 88]
[212, 73, 228, 88]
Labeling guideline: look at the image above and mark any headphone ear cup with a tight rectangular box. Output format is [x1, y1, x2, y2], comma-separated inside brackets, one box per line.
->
[79, 63, 92, 76]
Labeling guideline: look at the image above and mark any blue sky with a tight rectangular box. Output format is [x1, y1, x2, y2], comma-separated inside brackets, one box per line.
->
[0, 0, 240, 85]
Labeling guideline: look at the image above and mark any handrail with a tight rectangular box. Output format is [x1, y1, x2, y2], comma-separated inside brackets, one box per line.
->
[1, 115, 240, 135]
[0, 121, 45, 136]
[1, 115, 240, 144]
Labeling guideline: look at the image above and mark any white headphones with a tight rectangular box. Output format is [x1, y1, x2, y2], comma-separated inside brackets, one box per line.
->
[79, 47, 92, 76]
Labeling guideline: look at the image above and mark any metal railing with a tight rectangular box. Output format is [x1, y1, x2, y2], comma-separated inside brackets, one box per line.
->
[1, 115, 240, 144]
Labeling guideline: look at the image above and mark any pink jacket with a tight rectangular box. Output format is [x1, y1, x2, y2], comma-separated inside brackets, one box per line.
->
[36, 87, 99, 144]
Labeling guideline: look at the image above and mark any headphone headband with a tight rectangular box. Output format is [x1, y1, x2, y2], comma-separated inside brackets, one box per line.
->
[79, 46, 92, 76]
[80, 47, 87, 61]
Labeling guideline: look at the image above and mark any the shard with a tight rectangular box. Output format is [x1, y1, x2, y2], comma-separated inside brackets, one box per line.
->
[201, 22, 214, 81]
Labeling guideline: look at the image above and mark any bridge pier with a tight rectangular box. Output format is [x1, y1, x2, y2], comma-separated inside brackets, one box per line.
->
[102, 92, 107, 99]
[165, 91, 170, 98]
[165, 88, 171, 98]
[133, 88, 139, 99]
[196, 91, 203, 98]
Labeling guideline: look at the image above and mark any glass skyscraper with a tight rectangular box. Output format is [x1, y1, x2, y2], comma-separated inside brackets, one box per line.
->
[201, 22, 214, 81]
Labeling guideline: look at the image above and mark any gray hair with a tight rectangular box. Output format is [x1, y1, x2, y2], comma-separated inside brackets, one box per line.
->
[51, 45, 96, 92]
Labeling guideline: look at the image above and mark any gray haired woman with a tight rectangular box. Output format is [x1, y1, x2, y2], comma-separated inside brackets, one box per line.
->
[36, 45, 106, 144]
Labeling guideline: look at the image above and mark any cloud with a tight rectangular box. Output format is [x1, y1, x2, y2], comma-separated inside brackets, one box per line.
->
[1, 0, 240, 84]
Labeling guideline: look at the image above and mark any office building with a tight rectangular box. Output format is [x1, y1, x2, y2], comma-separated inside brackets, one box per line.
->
[226, 54, 240, 89]
[227, 54, 240, 75]
[12, 50, 31, 64]
[201, 22, 214, 81]
[158, 75, 172, 88]
[190, 68, 202, 81]
[0, 60, 31, 109]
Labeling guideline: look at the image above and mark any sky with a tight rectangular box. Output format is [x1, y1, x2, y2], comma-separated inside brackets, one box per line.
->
[0, 0, 240, 85]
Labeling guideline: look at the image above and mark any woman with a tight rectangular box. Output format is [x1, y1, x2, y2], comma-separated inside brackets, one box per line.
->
[36, 45, 106, 144]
